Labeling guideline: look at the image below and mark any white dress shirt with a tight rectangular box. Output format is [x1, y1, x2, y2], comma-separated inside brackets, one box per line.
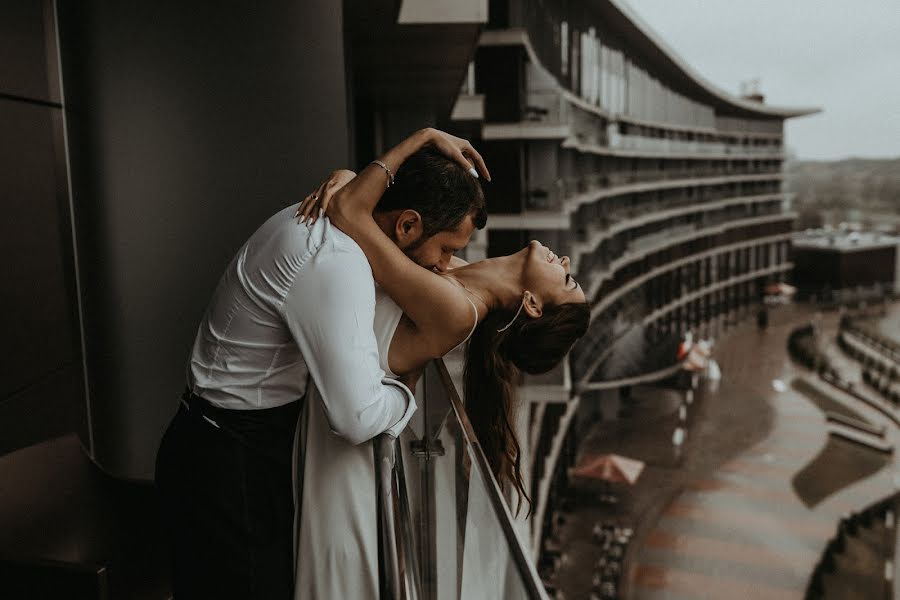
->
[188, 204, 416, 443]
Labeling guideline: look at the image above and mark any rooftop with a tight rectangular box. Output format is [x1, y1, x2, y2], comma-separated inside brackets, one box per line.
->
[793, 230, 900, 252]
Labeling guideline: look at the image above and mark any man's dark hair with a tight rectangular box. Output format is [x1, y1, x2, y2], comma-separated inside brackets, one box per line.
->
[375, 146, 487, 239]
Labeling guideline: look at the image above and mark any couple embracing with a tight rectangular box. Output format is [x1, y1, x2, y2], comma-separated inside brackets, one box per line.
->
[155, 128, 589, 599]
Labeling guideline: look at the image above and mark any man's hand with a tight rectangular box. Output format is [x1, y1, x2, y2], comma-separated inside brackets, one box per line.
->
[295, 169, 356, 225]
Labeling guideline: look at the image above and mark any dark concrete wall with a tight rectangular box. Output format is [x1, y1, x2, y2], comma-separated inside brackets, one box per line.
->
[0, 0, 88, 455]
[476, 45, 524, 123]
[793, 246, 896, 291]
[838, 247, 896, 289]
[57, 0, 351, 479]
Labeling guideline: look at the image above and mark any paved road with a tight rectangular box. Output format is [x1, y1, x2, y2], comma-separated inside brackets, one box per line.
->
[876, 303, 900, 342]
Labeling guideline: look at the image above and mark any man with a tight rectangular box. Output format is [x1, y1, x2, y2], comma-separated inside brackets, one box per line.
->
[155, 129, 487, 599]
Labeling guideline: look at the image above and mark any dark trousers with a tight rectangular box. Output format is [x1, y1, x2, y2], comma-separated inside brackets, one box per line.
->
[155, 392, 302, 600]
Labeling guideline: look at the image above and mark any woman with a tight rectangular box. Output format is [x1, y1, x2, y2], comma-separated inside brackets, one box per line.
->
[292, 129, 589, 598]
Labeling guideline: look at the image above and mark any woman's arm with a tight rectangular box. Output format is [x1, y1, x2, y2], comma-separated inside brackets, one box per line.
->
[296, 128, 487, 223]
[298, 129, 489, 362]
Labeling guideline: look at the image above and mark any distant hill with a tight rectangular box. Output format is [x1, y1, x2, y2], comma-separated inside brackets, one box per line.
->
[784, 158, 900, 228]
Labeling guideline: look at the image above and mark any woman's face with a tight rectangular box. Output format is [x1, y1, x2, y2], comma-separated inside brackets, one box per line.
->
[521, 240, 586, 306]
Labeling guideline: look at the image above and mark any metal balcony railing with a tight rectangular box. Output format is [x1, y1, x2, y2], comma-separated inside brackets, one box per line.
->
[525, 168, 783, 212]
[522, 90, 783, 158]
[375, 360, 548, 600]
[609, 133, 783, 157]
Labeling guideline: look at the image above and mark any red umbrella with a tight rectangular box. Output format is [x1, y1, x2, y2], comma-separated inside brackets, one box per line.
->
[570, 453, 645, 485]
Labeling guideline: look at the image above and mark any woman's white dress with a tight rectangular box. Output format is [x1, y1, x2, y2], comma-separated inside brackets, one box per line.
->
[292, 286, 404, 599]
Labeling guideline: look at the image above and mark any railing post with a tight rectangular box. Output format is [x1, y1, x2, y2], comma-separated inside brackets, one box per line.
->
[375, 434, 401, 600]
[376, 431, 425, 600]
[417, 363, 441, 600]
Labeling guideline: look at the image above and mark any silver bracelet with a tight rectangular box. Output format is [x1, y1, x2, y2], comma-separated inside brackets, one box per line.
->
[370, 160, 395, 187]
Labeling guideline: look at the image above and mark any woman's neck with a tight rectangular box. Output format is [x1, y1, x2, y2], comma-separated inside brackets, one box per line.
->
[444, 254, 524, 312]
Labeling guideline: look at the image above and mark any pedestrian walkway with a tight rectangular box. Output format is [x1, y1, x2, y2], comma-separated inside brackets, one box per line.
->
[876, 303, 900, 343]
[554, 304, 899, 600]
[634, 397, 892, 599]
[632, 307, 899, 599]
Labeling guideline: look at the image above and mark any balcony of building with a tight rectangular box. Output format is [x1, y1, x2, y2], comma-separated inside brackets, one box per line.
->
[485, 155, 781, 216]
[571, 193, 786, 264]
[574, 203, 788, 272]
[602, 131, 784, 160]
[0, 356, 552, 600]
[569, 179, 785, 225]
[485, 166, 785, 230]
[574, 233, 793, 362]
[586, 232, 793, 320]
[577, 212, 795, 300]
[574, 263, 791, 386]
[567, 191, 789, 271]
[486, 86, 786, 163]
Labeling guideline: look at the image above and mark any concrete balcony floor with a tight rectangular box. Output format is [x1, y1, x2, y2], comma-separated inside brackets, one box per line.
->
[0, 435, 170, 599]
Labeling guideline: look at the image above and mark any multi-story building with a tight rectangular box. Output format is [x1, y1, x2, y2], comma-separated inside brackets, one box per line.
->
[447, 0, 819, 559]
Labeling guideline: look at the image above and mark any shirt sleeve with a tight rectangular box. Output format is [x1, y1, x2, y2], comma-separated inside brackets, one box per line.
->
[280, 241, 416, 445]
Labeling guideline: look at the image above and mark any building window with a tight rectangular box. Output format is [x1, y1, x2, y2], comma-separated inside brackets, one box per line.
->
[580, 30, 590, 99]
[571, 28, 580, 93]
[588, 28, 598, 105]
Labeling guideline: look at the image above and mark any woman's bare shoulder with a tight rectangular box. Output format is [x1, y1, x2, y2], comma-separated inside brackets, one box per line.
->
[388, 293, 478, 373]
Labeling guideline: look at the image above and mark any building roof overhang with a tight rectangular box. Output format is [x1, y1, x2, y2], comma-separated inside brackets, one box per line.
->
[590, 0, 821, 120]
[344, 0, 484, 117]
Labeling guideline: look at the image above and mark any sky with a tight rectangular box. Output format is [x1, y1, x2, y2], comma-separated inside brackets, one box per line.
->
[622, 0, 900, 161]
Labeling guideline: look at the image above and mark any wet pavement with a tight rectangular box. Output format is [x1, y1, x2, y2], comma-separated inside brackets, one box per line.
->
[875, 302, 900, 340]
[554, 303, 900, 599]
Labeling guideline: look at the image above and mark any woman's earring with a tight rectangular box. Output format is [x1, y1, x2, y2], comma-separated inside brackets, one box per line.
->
[497, 293, 527, 332]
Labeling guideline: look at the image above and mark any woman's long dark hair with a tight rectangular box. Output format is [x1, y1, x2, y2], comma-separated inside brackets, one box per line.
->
[463, 302, 590, 515]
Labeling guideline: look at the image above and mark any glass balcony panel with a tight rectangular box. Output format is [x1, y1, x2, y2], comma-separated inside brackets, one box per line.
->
[379, 361, 547, 599]
[457, 442, 533, 598]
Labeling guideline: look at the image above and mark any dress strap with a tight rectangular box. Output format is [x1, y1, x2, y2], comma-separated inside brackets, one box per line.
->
[461, 295, 479, 344]
[443, 274, 483, 347]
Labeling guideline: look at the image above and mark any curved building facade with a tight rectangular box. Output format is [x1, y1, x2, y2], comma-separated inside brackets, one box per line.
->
[448, 0, 819, 558]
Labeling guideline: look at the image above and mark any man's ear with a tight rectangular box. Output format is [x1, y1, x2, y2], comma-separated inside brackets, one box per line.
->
[522, 291, 543, 319]
[395, 209, 424, 248]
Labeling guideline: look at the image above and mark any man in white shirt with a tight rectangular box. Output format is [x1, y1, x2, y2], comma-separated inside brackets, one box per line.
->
[155, 135, 486, 599]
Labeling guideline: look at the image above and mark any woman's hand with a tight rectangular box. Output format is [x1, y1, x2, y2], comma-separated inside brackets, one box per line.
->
[420, 128, 491, 181]
[295, 169, 357, 225]
[294, 128, 489, 227]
